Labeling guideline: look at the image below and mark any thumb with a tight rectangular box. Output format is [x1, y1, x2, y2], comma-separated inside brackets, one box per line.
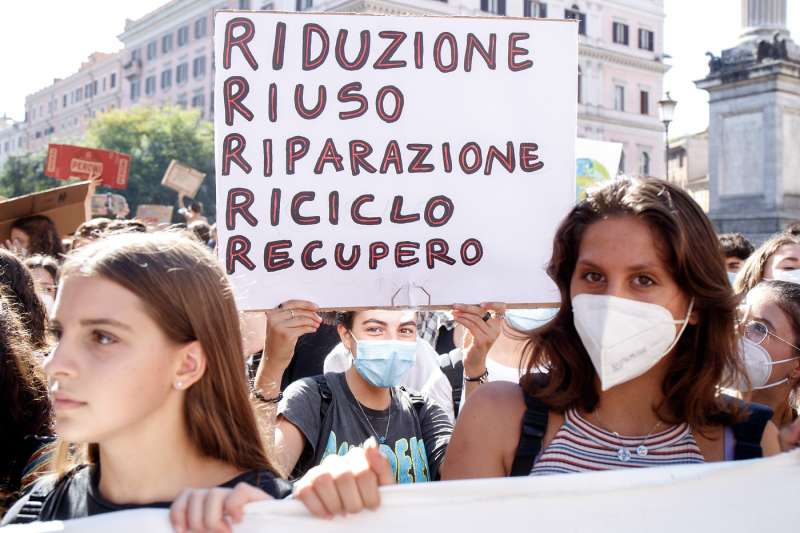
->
[364, 437, 394, 486]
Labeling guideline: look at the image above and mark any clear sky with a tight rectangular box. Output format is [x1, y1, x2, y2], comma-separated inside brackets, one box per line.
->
[1, 0, 798, 137]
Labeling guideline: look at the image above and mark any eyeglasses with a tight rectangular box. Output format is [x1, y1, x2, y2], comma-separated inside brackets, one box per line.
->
[741, 320, 800, 352]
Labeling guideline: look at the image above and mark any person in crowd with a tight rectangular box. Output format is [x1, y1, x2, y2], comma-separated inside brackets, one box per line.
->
[6, 215, 63, 259]
[71, 218, 112, 250]
[735, 281, 800, 428]
[441, 177, 782, 480]
[188, 220, 212, 247]
[0, 289, 53, 518]
[439, 307, 557, 416]
[252, 303, 457, 482]
[718, 233, 755, 279]
[0, 249, 49, 353]
[24, 255, 59, 318]
[2, 232, 389, 527]
[104, 219, 147, 234]
[178, 196, 208, 225]
[734, 233, 800, 294]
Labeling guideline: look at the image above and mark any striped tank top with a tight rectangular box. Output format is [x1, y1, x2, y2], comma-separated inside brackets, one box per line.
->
[530, 409, 705, 475]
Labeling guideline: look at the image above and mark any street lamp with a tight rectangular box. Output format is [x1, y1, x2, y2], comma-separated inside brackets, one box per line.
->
[658, 92, 677, 180]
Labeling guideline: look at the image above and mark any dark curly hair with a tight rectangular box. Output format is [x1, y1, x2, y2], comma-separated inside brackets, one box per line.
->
[10, 215, 63, 259]
[0, 249, 49, 351]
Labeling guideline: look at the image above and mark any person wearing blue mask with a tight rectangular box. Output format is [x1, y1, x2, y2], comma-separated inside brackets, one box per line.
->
[252, 306, 453, 483]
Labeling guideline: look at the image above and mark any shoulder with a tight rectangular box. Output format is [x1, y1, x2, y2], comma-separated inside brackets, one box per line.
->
[456, 382, 527, 449]
[282, 376, 325, 403]
[1, 466, 90, 525]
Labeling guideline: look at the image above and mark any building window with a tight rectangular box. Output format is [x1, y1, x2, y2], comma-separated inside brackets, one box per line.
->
[261, 2, 274, 9]
[195, 17, 207, 39]
[130, 79, 141, 102]
[130, 49, 141, 62]
[524, 0, 547, 17]
[191, 93, 206, 113]
[577, 67, 583, 104]
[613, 22, 629, 45]
[178, 26, 190, 47]
[296, 0, 313, 10]
[147, 41, 158, 60]
[162, 34, 173, 54]
[480, 0, 506, 15]
[110, 73, 117, 88]
[239, 0, 251, 7]
[92, 80, 98, 96]
[639, 152, 651, 176]
[161, 69, 172, 90]
[193, 56, 206, 78]
[614, 85, 625, 111]
[145, 75, 156, 96]
[640, 90, 649, 115]
[176, 63, 189, 84]
[103, 78, 107, 92]
[177, 94, 188, 109]
[639, 29, 654, 51]
[618, 149, 626, 175]
[565, 4, 586, 35]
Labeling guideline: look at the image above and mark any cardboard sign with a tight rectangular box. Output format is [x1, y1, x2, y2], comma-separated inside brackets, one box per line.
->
[135, 204, 174, 226]
[45, 144, 131, 190]
[161, 160, 206, 198]
[214, 12, 577, 309]
[0, 181, 91, 241]
[90, 193, 129, 217]
[575, 138, 623, 201]
[8, 451, 799, 533]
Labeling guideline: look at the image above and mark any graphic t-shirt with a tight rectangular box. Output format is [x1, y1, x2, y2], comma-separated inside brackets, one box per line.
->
[279, 372, 453, 483]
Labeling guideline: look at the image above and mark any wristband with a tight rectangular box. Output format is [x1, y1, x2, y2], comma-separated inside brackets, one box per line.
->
[464, 368, 489, 384]
[251, 386, 283, 404]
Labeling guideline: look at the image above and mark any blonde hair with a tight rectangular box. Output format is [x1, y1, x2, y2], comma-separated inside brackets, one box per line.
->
[734, 234, 800, 295]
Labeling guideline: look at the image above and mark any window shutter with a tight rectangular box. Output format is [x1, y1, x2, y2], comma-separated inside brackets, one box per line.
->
[624, 25, 629, 45]
[498, 0, 506, 15]
[541, 2, 547, 17]
[524, 0, 531, 17]
[481, 0, 488, 12]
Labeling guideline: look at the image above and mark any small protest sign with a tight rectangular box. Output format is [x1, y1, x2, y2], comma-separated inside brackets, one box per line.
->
[215, 12, 577, 309]
[45, 144, 131, 189]
[575, 138, 623, 201]
[0, 181, 91, 241]
[135, 204, 174, 226]
[161, 160, 206, 198]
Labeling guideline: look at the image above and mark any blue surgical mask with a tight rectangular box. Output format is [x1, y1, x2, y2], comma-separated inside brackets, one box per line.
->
[727, 271, 737, 285]
[505, 308, 559, 332]
[350, 333, 417, 388]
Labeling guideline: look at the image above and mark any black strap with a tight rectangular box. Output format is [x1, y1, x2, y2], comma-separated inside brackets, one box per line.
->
[11, 465, 86, 523]
[313, 374, 333, 423]
[731, 400, 773, 460]
[399, 387, 427, 421]
[509, 388, 549, 477]
[437, 352, 464, 418]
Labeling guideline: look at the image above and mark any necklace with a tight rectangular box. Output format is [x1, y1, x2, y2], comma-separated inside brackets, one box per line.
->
[591, 411, 664, 462]
[354, 390, 392, 444]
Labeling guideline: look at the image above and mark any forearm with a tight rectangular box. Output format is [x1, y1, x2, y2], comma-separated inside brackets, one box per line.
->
[252, 361, 289, 468]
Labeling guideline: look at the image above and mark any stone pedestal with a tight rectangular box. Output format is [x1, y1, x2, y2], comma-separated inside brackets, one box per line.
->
[696, 0, 800, 243]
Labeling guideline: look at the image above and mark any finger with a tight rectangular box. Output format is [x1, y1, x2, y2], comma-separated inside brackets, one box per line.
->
[332, 470, 363, 514]
[479, 302, 507, 313]
[278, 300, 320, 312]
[224, 483, 271, 523]
[169, 490, 190, 533]
[186, 491, 206, 532]
[203, 489, 230, 533]
[294, 484, 332, 519]
[452, 303, 485, 315]
[454, 314, 491, 340]
[271, 309, 322, 326]
[354, 467, 380, 510]
[310, 472, 345, 516]
[364, 439, 395, 486]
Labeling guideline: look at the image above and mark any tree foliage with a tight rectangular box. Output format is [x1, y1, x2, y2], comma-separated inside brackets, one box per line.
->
[83, 106, 215, 221]
[0, 151, 64, 199]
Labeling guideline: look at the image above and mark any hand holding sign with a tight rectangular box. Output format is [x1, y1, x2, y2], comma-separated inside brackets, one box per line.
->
[262, 300, 322, 371]
[453, 302, 506, 377]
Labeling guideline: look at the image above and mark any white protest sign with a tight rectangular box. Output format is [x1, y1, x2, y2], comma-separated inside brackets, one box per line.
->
[161, 160, 206, 198]
[575, 137, 623, 201]
[8, 451, 798, 533]
[214, 12, 577, 309]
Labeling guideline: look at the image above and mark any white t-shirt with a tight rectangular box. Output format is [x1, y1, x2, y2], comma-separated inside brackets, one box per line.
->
[323, 340, 456, 423]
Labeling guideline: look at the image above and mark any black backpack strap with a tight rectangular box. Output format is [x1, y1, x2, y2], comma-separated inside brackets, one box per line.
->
[509, 388, 550, 477]
[313, 374, 333, 423]
[399, 388, 428, 420]
[437, 351, 464, 418]
[10, 465, 86, 524]
[730, 400, 773, 460]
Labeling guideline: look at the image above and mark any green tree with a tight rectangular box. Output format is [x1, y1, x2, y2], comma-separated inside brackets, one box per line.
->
[0, 151, 64, 198]
[83, 106, 215, 221]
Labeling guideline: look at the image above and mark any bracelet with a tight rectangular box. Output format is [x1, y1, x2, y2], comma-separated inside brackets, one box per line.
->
[251, 386, 283, 404]
[464, 368, 489, 384]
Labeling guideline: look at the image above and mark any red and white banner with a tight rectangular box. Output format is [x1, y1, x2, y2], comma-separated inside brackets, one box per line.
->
[45, 144, 131, 190]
